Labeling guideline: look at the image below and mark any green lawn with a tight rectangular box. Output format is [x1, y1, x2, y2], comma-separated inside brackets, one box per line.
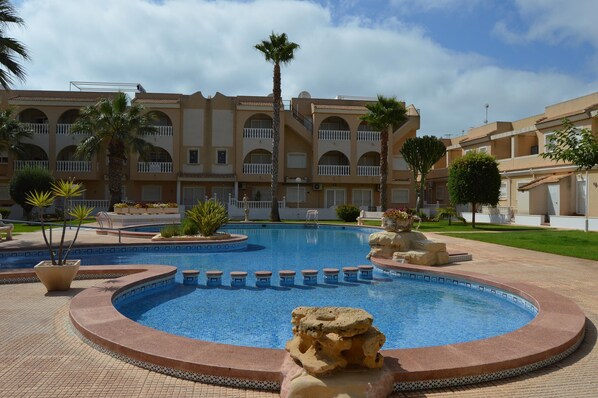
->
[10, 219, 96, 235]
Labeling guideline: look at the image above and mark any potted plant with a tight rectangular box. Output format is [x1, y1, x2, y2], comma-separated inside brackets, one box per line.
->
[146, 203, 160, 214]
[382, 208, 418, 232]
[113, 202, 129, 214]
[25, 179, 94, 292]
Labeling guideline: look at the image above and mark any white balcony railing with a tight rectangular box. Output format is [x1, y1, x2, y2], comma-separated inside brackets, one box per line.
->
[149, 125, 173, 136]
[70, 199, 110, 211]
[243, 128, 272, 139]
[243, 163, 272, 174]
[56, 123, 90, 135]
[137, 162, 173, 173]
[56, 161, 92, 172]
[14, 160, 49, 170]
[357, 130, 381, 141]
[23, 123, 48, 134]
[318, 164, 350, 176]
[229, 196, 285, 209]
[357, 165, 380, 176]
[318, 130, 350, 140]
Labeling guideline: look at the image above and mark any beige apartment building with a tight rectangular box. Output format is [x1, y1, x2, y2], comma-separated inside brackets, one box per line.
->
[427, 92, 598, 230]
[0, 89, 421, 219]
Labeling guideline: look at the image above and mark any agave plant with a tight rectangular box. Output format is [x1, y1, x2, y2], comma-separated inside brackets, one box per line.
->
[185, 199, 228, 237]
[25, 179, 94, 265]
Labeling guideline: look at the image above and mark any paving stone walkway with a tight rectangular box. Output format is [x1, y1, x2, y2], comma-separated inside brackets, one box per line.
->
[0, 230, 596, 397]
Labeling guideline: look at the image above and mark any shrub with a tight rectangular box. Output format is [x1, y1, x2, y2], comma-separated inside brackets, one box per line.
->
[336, 204, 360, 222]
[185, 199, 228, 236]
[9, 167, 55, 220]
[0, 208, 10, 219]
[180, 218, 199, 236]
[160, 224, 180, 238]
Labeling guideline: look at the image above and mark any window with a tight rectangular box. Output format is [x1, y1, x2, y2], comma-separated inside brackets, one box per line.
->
[392, 155, 408, 171]
[286, 186, 306, 202]
[0, 184, 9, 200]
[250, 119, 272, 128]
[142, 185, 162, 202]
[183, 186, 205, 206]
[325, 189, 345, 207]
[544, 133, 555, 153]
[391, 188, 409, 203]
[216, 149, 227, 165]
[352, 189, 372, 208]
[499, 182, 508, 200]
[435, 185, 445, 200]
[478, 146, 488, 153]
[0, 150, 7, 164]
[250, 152, 271, 164]
[212, 186, 233, 204]
[287, 153, 307, 168]
[188, 149, 199, 164]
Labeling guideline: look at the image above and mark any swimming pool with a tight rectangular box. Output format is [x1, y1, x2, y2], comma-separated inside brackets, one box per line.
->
[105, 224, 535, 350]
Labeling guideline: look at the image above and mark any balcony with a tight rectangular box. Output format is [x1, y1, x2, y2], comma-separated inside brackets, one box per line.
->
[357, 165, 380, 176]
[23, 123, 48, 134]
[56, 161, 92, 173]
[357, 131, 380, 141]
[137, 162, 173, 173]
[56, 123, 90, 135]
[14, 160, 49, 171]
[243, 128, 272, 139]
[150, 125, 173, 136]
[243, 163, 272, 174]
[318, 130, 350, 140]
[318, 164, 350, 176]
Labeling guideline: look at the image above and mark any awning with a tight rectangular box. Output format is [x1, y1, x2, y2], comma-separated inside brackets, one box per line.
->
[518, 173, 571, 191]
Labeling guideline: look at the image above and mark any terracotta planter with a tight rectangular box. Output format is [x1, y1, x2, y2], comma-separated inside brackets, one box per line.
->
[129, 207, 145, 215]
[164, 207, 179, 214]
[146, 207, 160, 215]
[114, 207, 129, 214]
[34, 260, 80, 292]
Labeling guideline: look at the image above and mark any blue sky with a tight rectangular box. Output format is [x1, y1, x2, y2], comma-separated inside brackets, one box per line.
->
[9, 0, 598, 136]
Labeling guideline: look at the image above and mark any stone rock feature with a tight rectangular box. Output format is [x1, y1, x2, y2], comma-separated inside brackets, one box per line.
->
[285, 307, 385, 376]
[367, 230, 449, 266]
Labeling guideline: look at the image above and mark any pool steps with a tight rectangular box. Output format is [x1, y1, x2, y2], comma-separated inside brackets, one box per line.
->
[181, 266, 375, 287]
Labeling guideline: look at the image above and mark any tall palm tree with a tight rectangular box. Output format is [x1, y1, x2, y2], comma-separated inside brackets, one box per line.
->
[400, 135, 446, 212]
[0, 0, 29, 90]
[0, 108, 32, 156]
[255, 32, 299, 222]
[71, 92, 156, 211]
[361, 95, 407, 211]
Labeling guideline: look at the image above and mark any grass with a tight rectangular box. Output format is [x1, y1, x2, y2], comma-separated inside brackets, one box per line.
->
[10, 219, 96, 235]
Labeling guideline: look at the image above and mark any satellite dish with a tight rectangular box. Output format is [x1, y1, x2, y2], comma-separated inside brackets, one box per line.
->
[298, 91, 311, 99]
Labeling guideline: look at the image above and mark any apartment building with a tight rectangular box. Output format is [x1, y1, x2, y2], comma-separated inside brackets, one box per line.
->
[0, 89, 420, 218]
[429, 92, 598, 230]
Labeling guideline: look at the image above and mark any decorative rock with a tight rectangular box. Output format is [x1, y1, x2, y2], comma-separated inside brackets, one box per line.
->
[301, 269, 318, 285]
[342, 267, 358, 282]
[367, 231, 449, 266]
[323, 268, 339, 284]
[230, 271, 247, 287]
[206, 270, 223, 286]
[182, 270, 200, 285]
[358, 265, 374, 280]
[285, 307, 385, 376]
[280, 270, 296, 286]
[255, 270, 272, 287]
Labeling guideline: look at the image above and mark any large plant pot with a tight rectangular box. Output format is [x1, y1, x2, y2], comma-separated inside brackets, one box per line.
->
[382, 217, 414, 232]
[114, 207, 129, 214]
[164, 207, 179, 214]
[34, 260, 80, 292]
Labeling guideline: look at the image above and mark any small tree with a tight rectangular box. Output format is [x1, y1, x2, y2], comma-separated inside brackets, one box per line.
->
[400, 135, 446, 213]
[447, 152, 501, 228]
[541, 118, 598, 232]
[360, 95, 408, 211]
[185, 199, 229, 237]
[9, 166, 54, 219]
[0, 108, 33, 156]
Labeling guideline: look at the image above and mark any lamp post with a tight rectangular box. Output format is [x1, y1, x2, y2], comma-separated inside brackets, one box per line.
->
[295, 177, 302, 220]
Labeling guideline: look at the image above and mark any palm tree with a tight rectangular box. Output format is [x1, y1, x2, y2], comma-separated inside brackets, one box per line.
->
[255, 32, 299, 221]
[71, 92, 156, 211]
[361, 95, 407, 211]
[0, 0, 30, 90]
[400, 135, 446, 213]
[0, 108, 32, 156]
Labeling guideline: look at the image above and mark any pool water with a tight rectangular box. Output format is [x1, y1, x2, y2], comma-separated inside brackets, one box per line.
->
[113, 225, 535, 350]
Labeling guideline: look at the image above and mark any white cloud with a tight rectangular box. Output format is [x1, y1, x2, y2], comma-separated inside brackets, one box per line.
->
[493, 0, 598, 48]
[10, 0, 596, 136]
[389, 0, 483, 13]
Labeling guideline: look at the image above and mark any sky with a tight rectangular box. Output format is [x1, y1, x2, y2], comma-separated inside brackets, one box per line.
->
[8, 0, 598, 137]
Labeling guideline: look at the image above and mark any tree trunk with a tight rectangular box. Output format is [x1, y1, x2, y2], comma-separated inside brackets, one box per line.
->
[418, 176, 426, 214]
[379, 127, 389, 211]
[270, 62, 281, 222]
[107, 141, 125, 212]
[471, 202, 477, 228]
